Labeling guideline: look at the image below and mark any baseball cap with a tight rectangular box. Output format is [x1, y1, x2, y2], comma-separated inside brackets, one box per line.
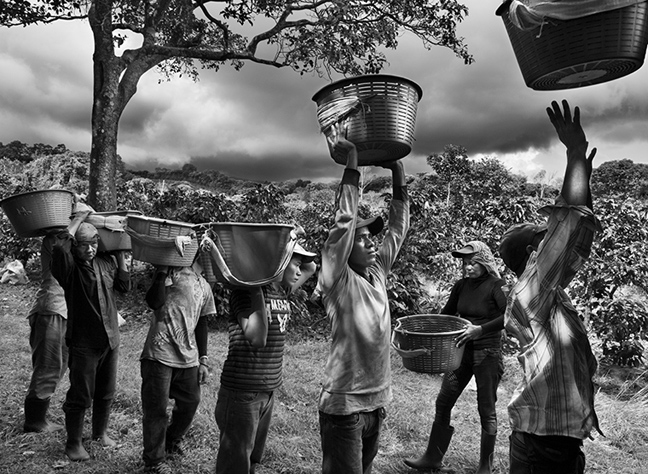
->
[293, 242, 317, 263]
[357, 216, 384, 236]
[499, 222, 547, 274]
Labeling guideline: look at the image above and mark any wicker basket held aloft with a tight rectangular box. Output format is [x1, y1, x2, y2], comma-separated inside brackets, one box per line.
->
[312, 75, 423, 166]
[126, 215, 199, 267]
[198, 222, 296, 288]
[496, 0, 648, 90]
[0, 189, 75, 238]
[392, 314, 470, 374]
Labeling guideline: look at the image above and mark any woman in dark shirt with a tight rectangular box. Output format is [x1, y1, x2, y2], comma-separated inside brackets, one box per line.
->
[405, 241, 506, 474]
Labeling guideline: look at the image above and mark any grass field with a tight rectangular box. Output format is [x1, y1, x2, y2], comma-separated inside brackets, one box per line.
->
[1, 277, 647, 474]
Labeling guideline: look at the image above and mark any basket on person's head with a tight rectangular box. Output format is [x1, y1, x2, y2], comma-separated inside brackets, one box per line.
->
[496, 0, 648, 90]
[0, 189, 75, 238]
[126, 215, 198, 267]
[392, 314, 469, 374]
[312, 74, 422, 165]
[85, 210, 142, 253]
[199, 222, 296, 287]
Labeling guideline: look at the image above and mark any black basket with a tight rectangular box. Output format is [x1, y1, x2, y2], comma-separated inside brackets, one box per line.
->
[497, 1, 648, 90]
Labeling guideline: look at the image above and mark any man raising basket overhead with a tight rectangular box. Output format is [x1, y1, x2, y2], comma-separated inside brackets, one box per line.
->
[317, 124, 410, 474]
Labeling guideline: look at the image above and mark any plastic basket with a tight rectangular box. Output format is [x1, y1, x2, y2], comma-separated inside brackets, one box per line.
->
[0, 190, 75, 238]
[496, 1, 648, 90]
[199, 222, 295, 287]
[85, 210, 142, 253]
[392, 314, 469, 374]
[126, 215, 198, 267]
[312, 74, 422, 165]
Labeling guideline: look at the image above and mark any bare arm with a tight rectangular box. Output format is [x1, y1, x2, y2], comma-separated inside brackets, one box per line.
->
[547, 100, 597, 208]
[236, 287, 269, 348]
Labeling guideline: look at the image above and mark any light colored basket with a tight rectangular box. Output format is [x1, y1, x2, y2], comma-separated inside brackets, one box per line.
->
[392, 314, 469, 374]
[86, 210, 142, 253]
[200, 222, 295, 287]
[496, 1, 648, 90]
[312, 74, 422, 165]
[0, 190, 74, 238]
[126, 215, 198, 267]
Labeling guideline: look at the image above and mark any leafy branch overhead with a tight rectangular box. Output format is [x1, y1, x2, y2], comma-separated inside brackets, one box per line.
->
[3, 0, 473, 77]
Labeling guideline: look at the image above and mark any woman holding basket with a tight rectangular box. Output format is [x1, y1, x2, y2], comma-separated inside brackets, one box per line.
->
[405, 241, 506, 474]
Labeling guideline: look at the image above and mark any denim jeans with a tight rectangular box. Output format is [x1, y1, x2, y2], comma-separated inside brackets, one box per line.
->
[509, 431, 585, 474]
[319, 408, 386, 474]
[435, 347, 503, 435]
[214, 386, 274, 474]
[141, 359, 201, 467]
[26, 313, 68, 401]
[63, 344, 118, 414]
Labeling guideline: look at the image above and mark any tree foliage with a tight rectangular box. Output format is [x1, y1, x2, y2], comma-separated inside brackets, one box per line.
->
[1, 0, 473, 211]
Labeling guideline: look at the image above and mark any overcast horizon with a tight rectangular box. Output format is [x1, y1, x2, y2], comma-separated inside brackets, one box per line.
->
[1, 1, 647, 184]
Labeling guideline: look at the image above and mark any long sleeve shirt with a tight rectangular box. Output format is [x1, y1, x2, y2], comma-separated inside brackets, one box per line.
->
[318, 168, 410, 415]
[505, 197, 601, 439]
[52, 232, 130, 350]
[441, 273, 507, 350]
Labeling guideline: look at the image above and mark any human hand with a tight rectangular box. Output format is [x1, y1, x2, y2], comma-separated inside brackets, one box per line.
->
[546, 100, 596, 159]
[326, 123, 358, 168]
[455, 323, 482, 347]
[201, 235, 214, 253]
[198, 364, 210, 385]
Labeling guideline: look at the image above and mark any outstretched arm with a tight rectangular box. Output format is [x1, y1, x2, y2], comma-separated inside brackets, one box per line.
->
[547, 100, 596, 209]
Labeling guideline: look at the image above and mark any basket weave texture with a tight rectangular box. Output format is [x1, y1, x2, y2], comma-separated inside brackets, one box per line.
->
[200, 222, 295, 287]
[126, 215, 198, 267]
[0, 190, 74, 238]
[312, 75, 422, 165]
[392, 314, 469, 374]
[498, 1, 648, 90]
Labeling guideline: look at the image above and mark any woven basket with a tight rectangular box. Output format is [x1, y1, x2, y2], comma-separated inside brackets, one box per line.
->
[312, 75, 422, 165]
[392, 314, 469, 374]
[126, 215, 198, 267]
[0, 190, 74, 238]
[86, 210, 142, 253]
[496, 1, 648, 90]
[200, 222, 295, 287]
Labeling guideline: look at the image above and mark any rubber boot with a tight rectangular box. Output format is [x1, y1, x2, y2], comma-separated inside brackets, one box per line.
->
[404, 422, 455, 471]
[24, 398, 63, 433]
[92, 401, 116, 447]
[475, 431, 497, 474]
[65, 409, 90, 462]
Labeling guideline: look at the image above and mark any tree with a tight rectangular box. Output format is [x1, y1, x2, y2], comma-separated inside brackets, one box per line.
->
[2, 0, 473, 210]
[426, 144, 472, 206]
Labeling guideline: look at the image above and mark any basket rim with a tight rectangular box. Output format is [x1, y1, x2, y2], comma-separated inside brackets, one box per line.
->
[127, 215, 194, 228]
[196, 221, 294, 229]
[312, 74, 423, 102]
[394, 314, 470, 337]
[93, 210, 143, 216]
[0, 189, 74, 206]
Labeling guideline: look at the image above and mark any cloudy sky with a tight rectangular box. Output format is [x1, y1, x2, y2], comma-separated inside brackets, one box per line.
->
[1, 1, 647, 183]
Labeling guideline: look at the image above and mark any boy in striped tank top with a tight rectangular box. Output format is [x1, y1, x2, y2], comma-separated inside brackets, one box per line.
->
[214, 241, 316, 474]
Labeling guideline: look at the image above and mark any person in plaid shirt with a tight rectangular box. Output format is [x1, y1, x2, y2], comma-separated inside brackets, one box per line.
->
[499, 100, 602, 474]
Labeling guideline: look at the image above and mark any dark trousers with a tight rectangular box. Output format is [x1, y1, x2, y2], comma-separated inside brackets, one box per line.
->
[435, 347, 503, 435]
[63, 345, 117, 415]
[26, 313, 68, 401]
[319, 408, 386, 474]
[141, 359, 200, 467]
[509, 431, 585, 474]
[215, 386, 274, 474]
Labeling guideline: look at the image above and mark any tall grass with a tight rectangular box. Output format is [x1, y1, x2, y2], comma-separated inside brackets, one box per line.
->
[1, 280, 647, 473]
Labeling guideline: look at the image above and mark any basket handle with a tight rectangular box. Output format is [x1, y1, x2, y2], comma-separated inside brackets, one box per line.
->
[390, 329, 431, 359]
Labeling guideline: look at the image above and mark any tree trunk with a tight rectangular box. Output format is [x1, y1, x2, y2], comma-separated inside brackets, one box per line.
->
[87, 0, 124, 211]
